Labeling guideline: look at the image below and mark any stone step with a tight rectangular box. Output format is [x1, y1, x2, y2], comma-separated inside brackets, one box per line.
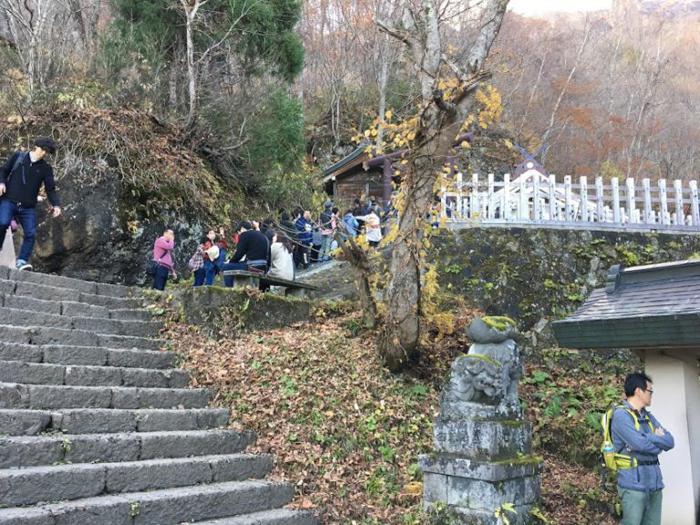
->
[0, 383, 209, 409]
[0, 361, 189, 388]
[192, 509, 318, 525]
[0, 408, 230, 435]
[0, 429, 254, 468]
[0, 279, 143, 309]
[1, 294, 153, 321]
[0, 325, 163, 350]
[0, 306, 161, 337]
[0, 266, 134, 298]
[0, 454, 273, 506]
[0, 479, 293, 525]
[0, 343, 175, 369]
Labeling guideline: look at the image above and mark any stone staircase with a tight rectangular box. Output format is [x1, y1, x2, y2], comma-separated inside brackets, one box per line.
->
[0, 268, 316, 525]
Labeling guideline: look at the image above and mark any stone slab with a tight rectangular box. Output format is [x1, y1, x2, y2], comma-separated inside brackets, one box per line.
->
[0, 463, 106, 505]
[0, 409, 52, 435]
[419, 454, 541, 480]
[433, 417, 532, 458]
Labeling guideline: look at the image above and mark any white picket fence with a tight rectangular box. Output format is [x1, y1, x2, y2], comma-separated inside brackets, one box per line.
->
[440, 170, 700, 233]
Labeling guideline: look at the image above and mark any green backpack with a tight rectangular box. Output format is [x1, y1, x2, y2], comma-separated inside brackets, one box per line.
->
[600, 405, 653, 472]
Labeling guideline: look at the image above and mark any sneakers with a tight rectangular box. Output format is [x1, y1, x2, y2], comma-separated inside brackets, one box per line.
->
[15, 259, 32, 271]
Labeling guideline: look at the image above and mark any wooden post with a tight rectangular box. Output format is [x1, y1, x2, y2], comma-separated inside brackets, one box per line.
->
[642, 178, 652, 224]
[626, 178, 637, 224]
[690, 180, 700, 226]
[503, 173, 511, 220]
[487, 173, 495, 219]
[548, 174, 557, 220]
[470, 173, 479, 219]
[564, 176, 572, 220]
[595, 176, 604, 222]
[455, 172, 464, 218]
[674, 179, 684, 226]
[611, 177, 621, 223]
[580, 176, 588, 222]
[533, 173, 541, 221]
[659, 179, 669, 225]
[518, 177, 529, 221]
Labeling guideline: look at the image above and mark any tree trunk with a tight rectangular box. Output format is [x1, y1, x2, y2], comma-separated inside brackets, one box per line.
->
[378, 0, 509, 371]
[181, 0, 201, 131]
[336, 233, 378, 329]
[380, 106, 459, 369]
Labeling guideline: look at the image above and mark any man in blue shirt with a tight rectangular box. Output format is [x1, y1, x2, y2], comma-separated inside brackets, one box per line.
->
[611, 372, 674, 525]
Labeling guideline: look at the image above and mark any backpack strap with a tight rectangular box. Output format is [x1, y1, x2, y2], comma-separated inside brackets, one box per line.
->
[604, 405, 640, 452]
[8, 152, 28, 184]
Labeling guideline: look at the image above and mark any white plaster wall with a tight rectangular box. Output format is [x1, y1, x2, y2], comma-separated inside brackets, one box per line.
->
[679, 355, 700, 518]
[645, 352, 699, 525]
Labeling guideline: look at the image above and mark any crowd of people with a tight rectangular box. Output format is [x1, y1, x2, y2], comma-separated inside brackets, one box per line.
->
[150, 196, 393, 291]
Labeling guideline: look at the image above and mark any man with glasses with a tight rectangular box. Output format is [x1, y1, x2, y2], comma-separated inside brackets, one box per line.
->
[611, 372, 674, 525]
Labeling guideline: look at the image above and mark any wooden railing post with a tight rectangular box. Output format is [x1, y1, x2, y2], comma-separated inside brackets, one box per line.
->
[674, 179, 684, 225]
[690, 180, 700, 226]
[533, 173, 541, 221]
[548, 174, 557, 220]
[519, 176, 527, 220]
[503, 173, 511, 220]
[470, 173, 479, 219]
[580, 176, 588, 222]
[611, 178, 621, 223]
[642, 178, 652, 224]
[456, 172, 464, 219]
[564, 176, 573, 220]
[626, 178, 637, 224]
[595, 176, 604, 222]
[659, 179, 669, 225]
[487, 173, 495, 219]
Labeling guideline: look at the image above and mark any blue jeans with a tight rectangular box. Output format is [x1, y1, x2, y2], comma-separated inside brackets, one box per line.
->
[0, 199, 36, 262]
[152, 264, 169, 290]
[193, 259, 217, 287]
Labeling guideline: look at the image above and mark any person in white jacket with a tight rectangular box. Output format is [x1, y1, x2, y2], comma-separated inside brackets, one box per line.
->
[356, 208, 382, 247]
[268, 231, 295, 293]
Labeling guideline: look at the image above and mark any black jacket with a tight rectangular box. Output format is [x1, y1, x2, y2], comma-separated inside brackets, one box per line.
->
[0, 152, 60, 208]
[231, 230, 270, 267]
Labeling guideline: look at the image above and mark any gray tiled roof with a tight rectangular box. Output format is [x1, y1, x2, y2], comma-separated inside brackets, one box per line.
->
[567, 277, 700, 320]
[552, 260, 700, 349]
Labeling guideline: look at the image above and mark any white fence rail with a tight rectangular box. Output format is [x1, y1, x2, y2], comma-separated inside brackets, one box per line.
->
[440, 171, 700, 233]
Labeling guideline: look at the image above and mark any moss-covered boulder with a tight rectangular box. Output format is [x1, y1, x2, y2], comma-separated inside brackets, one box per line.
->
[178, 286, 311, 336]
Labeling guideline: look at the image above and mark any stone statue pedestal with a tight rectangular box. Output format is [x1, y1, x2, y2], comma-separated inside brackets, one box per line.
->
[420, 317, 542, 524]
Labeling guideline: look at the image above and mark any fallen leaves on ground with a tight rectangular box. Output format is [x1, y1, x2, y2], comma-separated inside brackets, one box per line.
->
[163, 310, 620, 524]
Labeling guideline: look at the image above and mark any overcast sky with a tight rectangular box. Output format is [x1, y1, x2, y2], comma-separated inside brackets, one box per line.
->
[509, 0, 613, 16]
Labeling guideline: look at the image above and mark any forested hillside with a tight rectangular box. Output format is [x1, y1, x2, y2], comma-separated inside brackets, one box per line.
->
[0, 2, 696, 522]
